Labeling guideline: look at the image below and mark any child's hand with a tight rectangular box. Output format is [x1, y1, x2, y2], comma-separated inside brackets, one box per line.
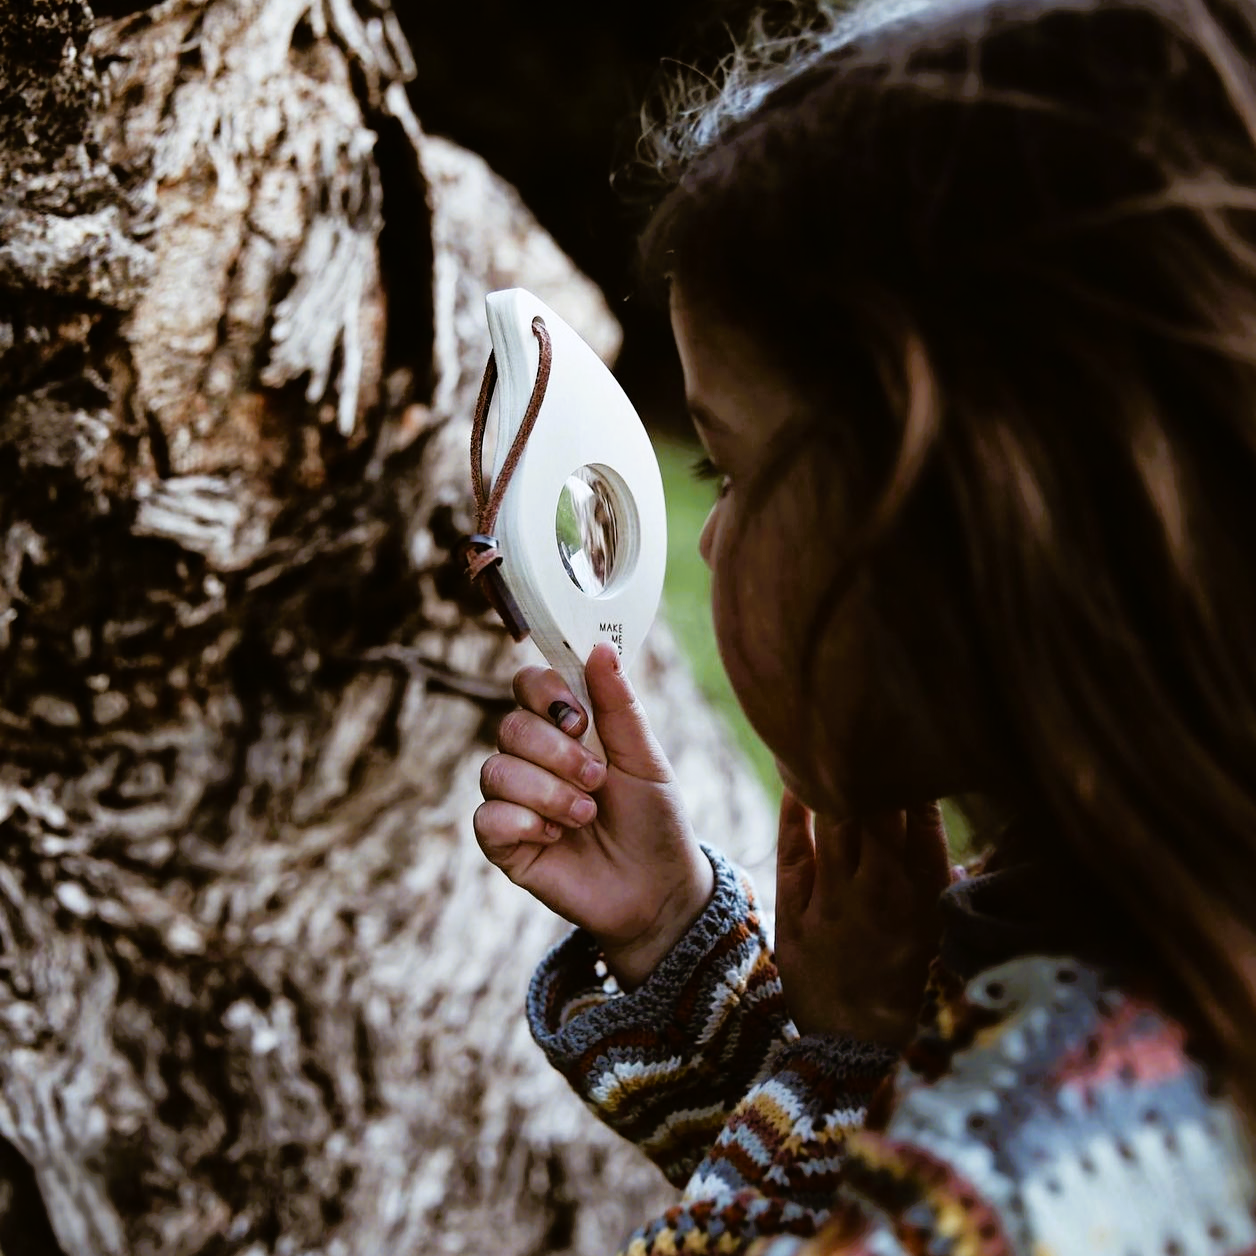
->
[474, 643, 714, 988]
[774, 793, 950, 1046]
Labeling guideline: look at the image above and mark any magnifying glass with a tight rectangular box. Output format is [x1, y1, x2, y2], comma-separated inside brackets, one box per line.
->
[458, 289, 668, 761]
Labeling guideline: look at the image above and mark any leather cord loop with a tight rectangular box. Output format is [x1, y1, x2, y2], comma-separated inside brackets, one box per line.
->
[471, 315, 552, 539]
[456, 315, 552, 640]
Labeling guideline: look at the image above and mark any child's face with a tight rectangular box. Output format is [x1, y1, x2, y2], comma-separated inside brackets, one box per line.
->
[670, 290, 989, 819]
[670, 289, 872, 816]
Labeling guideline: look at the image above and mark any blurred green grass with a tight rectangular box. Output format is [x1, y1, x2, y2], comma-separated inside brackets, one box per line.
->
[652, 433, 974, 858]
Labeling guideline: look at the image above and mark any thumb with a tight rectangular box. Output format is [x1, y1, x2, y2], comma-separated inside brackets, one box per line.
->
[776, 790, 817, 919]
[584, 644, 673, 781]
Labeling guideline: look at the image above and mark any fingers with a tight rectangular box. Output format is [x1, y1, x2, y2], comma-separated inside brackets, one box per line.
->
[509, 652, 673, 783]
[584, 644, 672, 782]
[480, 705, 607, 844]
[813, 811, 863, 885]
[513, 667, 589, 737]
[845, 806, 950, 914]
[806, 809, 937, 915]
[776, 790, 818, 918]
[496, 709, 606, 793]
[843, 811, 904, 884]
[480, 751, 600, 828]
[473, 799, 562, 874]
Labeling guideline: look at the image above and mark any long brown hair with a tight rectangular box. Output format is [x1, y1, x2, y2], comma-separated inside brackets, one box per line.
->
[640, 0, 1256, 1116]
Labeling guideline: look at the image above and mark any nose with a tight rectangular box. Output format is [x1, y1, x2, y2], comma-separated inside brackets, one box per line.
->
[698, 503, 717, 568]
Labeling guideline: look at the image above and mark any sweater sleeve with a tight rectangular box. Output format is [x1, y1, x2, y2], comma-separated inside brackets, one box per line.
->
[527, 844, 899, 1251]
[527, 845, 799, 1185]
[620, 1030, 899, 1255]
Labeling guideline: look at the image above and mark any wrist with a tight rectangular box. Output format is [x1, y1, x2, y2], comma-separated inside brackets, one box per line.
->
[597, 852, 716, 989]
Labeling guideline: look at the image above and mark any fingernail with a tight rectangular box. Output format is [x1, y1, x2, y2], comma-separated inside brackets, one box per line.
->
[570, 797, 597, 825]
[543, 821, 562, 840]
[548, 700, 583, 735]
[580, 757, 605, 789]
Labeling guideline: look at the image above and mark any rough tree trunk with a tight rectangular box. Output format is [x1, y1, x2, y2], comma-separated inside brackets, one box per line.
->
[0, 2, 771, 1254]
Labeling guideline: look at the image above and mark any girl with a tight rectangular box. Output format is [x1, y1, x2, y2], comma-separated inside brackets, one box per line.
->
[474, 0, 1256, 1251]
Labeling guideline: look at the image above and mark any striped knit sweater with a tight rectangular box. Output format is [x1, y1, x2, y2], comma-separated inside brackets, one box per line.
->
[528, 847, 1256, 1256]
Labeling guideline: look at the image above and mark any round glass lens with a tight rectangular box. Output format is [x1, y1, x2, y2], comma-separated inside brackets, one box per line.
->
[556, 466, 621, 595]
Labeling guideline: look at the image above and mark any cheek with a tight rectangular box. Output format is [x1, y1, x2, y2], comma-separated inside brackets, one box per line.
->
[707, 506, 811, 767]
[705, 484, 872, 817]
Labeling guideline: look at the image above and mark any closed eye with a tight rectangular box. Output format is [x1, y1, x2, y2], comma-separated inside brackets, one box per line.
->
[691, 454, 731, 499]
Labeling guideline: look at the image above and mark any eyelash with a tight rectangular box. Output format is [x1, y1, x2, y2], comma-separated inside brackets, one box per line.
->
[691, 456, 731, 495]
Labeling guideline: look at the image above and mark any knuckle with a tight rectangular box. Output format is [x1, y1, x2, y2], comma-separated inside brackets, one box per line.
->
[496, 710, 530, 752]
[561, 740, 589, 781]
[511, 666, 549, 705]
[479, 755, 506, 798]
[531, 772, 561, 813]
[555, 781, 582, 816]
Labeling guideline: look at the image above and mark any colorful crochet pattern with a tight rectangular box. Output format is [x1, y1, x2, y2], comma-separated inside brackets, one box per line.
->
[527, 847, 1256, 1256]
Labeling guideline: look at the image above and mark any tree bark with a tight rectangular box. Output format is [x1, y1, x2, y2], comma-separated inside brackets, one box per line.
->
[0, 2, 772, 1254]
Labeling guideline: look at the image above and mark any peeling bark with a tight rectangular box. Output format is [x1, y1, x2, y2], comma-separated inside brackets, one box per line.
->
[0, 2, 772, 1253]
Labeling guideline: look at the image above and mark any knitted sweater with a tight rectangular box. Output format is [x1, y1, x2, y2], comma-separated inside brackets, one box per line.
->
[528, 847, 1256, 1255]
